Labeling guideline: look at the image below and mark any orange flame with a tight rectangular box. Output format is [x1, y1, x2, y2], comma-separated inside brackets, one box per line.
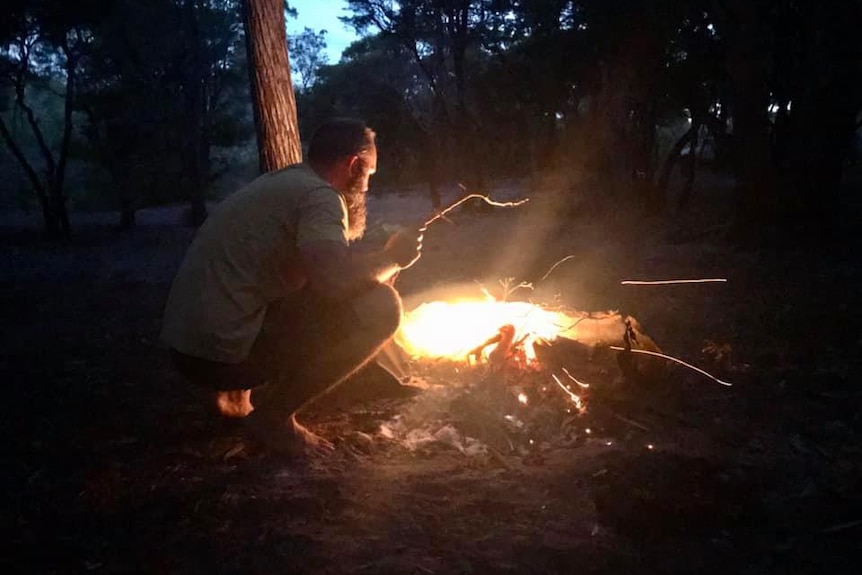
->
[395, 298, 581, 362]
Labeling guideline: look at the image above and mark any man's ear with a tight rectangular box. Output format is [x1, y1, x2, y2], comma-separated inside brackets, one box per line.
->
[346, 154, 362, 176]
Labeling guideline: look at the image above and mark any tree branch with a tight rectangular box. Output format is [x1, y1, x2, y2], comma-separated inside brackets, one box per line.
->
[0, 114, 47, 201]
[10, 44, 58, 177]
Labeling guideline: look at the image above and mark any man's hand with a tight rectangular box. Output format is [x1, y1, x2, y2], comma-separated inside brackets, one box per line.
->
[384, 226, 423, 270]
[301, 227, 423, 296]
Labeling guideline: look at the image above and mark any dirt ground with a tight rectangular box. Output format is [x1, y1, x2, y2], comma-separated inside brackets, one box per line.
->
[2, 179, 860, 574]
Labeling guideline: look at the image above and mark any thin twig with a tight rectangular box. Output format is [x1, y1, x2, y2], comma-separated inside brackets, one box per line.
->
[421, 193, 529, 231]
[551, 373, 584, 410]
[560, 367, 590, 388]
[609, 346, 733, 387]
[821, 519, 862, 534]
[611, 412, 651, 431]
[621, 278, 727, 285]
[499, 277, 533, 301]
[540, 255, 577, 282]
[486, 445, 514, 469]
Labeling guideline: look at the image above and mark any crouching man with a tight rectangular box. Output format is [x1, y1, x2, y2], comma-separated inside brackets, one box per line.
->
[160, 118, 422, 456]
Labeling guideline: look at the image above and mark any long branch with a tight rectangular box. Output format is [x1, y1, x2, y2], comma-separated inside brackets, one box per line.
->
[13, 66, 57, 176]
[609, 346, 733, 387]
[621, 278, 727, 285]
[540, 255, 577, 282]
[421, 193, 529, 231]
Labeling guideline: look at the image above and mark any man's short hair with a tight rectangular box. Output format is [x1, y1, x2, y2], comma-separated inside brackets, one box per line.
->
[307, 118, 376, 166]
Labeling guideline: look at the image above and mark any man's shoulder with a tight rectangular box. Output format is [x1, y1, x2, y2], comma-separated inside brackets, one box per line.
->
[212, 163, 337, 222]
[265, 163, 329, 191]
[272, 165, 343, 210]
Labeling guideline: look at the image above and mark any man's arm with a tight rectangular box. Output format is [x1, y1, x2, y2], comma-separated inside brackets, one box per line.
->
[299, 228, 422, 300]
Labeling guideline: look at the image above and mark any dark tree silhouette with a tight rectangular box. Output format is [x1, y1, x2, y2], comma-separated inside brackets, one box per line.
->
[0, 0, 97, 238]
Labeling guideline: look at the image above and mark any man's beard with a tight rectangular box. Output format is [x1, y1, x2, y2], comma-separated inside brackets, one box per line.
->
[343, 175, 367, 242]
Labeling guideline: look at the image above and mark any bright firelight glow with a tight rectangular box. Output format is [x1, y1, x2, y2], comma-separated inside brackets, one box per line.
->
[396, 299, 581, 361]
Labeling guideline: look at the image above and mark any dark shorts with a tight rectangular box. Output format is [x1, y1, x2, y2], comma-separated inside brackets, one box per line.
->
[172, 290, 360, 391]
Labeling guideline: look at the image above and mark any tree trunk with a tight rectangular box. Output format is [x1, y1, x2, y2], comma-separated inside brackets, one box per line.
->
[449, 3, 472, 187]
[242, 0, 302, 172]
[182, 0, 208, 226]
[715, 0, 777, 234]
[0, 115, 51, 227]
[119, 198, 136, 230]
[678, 122, 700, 211]
[657, 118, 702, 211]
[0, 74, 68, 239]
[53, 41, 78, 240]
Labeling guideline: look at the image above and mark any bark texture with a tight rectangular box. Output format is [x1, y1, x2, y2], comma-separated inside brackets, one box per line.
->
[242, 0, 302, 172]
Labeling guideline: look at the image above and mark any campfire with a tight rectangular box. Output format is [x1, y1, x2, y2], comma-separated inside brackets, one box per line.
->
[396, 287, 660, 382]
[378, 284, 667, 457]
[396, 296, 582, 363]
[374, 194, 730, 458]
[384, 290, 729, 457]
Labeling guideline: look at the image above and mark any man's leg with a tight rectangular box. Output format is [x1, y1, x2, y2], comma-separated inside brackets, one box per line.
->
[248, 284, 403, 454]
[170, 350, 258, 418]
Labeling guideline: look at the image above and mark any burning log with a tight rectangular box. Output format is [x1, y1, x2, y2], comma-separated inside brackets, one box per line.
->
[467, 324, 515, 368]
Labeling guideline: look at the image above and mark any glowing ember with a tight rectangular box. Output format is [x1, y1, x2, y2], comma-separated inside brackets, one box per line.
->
[396, 299, 580, 361]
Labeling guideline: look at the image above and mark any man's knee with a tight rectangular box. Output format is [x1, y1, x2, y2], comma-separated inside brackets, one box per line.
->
[351, 283, 402, 338]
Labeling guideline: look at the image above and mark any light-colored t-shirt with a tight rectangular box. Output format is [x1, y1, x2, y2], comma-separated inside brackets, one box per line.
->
[160, 163, 348, 363]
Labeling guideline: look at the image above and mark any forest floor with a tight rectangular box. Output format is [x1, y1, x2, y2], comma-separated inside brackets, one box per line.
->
[2, 175, 861, 574]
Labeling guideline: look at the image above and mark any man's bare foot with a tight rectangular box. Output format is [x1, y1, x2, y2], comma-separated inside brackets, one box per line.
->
[246, 411, 334, 457]
[215, 389, 253, 418]
[288, 416, 335, 456]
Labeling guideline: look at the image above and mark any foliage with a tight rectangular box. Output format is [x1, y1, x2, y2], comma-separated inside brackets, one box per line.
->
[341, 0, 505, 189]
[0, 0, 254, 232]
[331, 0, 732, 191]
[77, 0, 253, 225]
[307, 0, 859, 232]
[289, 26, 329, 93]
[0, 0, 106, 238]
[1, 0, 859, 237]
[297, 34, 431, 186]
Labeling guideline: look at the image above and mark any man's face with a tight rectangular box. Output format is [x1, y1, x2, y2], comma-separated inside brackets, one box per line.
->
[342, 145, 377, 241]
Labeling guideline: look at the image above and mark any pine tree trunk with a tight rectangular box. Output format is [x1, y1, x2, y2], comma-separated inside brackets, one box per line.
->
[242, 0, 302, 173]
